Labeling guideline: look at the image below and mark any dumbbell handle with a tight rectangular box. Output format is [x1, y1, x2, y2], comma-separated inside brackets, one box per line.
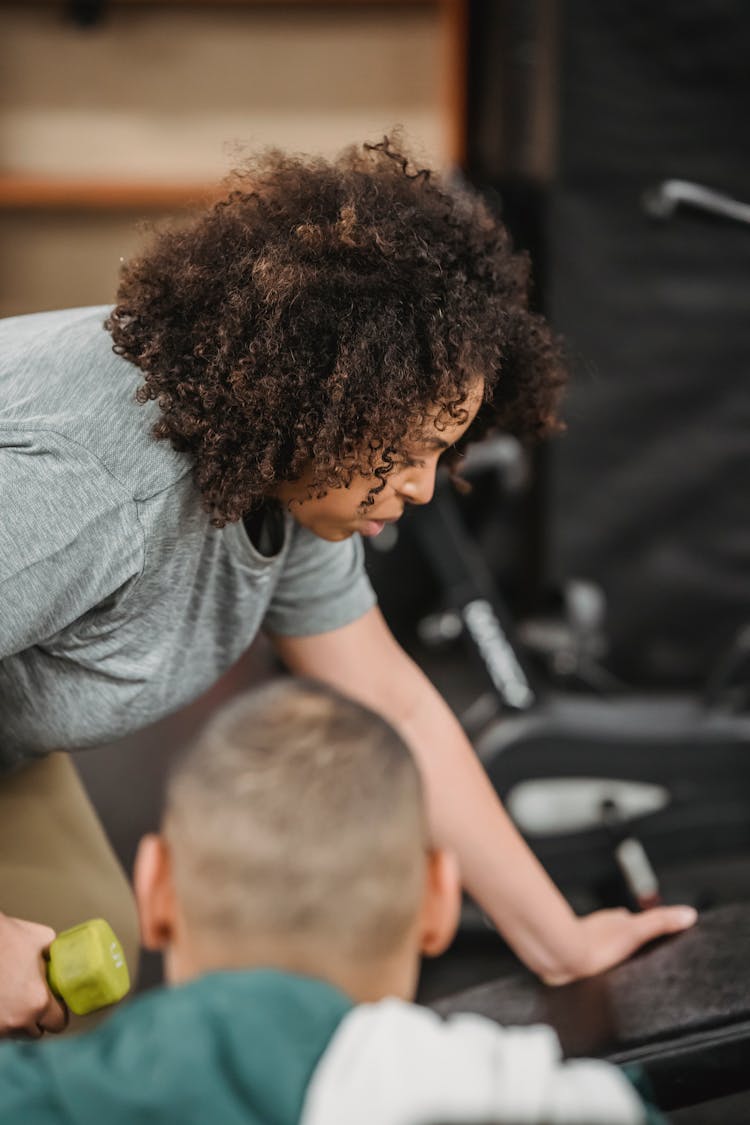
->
[46, 918, 131, 1016]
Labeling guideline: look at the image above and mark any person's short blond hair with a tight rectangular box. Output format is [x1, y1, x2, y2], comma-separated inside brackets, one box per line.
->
[164, 678, 428, 961]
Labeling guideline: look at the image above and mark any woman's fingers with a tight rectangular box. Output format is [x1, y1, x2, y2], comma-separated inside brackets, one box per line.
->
[630, 904, 698, 946]
[0, 914, 67, 1038]
[36, 987, 69, 1035]
[592, 904, 698, 973]
[545, 905, 699, 984]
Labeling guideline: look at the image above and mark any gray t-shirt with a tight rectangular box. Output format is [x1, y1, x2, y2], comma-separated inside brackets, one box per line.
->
[0, 306, 375, 770]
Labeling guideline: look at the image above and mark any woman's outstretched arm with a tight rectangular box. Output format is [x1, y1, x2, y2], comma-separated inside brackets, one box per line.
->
[271, 606, 697, 984]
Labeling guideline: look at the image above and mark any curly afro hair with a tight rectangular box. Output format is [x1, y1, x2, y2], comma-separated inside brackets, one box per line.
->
[107, 136, 566, 526]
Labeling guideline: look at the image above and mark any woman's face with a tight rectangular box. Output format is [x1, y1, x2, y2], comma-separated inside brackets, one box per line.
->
[274, 381, 485, 542]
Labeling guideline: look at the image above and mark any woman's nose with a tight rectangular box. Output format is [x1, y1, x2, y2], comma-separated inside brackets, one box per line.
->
[398, 463, 437, 506]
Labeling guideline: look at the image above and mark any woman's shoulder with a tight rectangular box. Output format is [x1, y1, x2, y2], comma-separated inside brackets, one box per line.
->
[0, 305, 194, 503]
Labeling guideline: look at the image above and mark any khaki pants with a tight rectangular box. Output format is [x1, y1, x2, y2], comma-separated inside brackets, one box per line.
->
[0, 753, 140, 1033]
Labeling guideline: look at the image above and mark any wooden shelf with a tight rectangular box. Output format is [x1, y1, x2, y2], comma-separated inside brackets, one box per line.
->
[0, 0, 467, 210]
[0, 1, 440, 8]
[0, 176, 224, 211]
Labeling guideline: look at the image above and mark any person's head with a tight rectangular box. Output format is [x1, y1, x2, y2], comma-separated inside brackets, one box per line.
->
[107, 135, 565, 540]
[134, 678, 461, 1002]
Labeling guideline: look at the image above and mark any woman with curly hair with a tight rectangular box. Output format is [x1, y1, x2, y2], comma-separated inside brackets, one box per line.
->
[0, 138, 695, 1036]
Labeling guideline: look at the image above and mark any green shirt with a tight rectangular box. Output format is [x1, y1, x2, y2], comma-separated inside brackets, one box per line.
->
[0, 970, 352, 1125]
[0, 969, 664, 1125]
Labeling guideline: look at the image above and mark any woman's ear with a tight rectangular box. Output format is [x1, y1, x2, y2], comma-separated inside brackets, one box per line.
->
[419, 848, 462, 958]
[133, 833, 177, 952]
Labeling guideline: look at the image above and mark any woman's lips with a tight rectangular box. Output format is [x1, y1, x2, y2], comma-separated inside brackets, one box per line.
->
[360, 519, 386, 537]
[359, 514, 400, 538]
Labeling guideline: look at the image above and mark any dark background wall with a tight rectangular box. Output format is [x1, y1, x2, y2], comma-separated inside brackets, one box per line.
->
[466, 0, 750, 689]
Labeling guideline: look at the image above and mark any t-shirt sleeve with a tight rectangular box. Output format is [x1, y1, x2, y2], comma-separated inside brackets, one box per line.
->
[302, 999, 654, 1125]
[263, 524, 376, 637]
[0, 431, 144, 660]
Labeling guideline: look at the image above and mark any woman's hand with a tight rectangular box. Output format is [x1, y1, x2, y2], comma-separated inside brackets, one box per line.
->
[0, 913, 68, 1037]
[541, 905, 698, 986]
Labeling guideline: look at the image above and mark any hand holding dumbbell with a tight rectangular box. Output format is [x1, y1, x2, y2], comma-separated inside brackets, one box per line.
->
[46, 918, 131, 1016]
[0, 914, 67, 1037]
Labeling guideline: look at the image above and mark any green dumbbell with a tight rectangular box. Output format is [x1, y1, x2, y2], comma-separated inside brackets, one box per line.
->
[46, 918, 131, 1016]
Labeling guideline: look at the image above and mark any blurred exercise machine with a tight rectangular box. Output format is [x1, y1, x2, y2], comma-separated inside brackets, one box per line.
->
[433, 903, 750, 1118]
[367, 462, 750, 918]
[370, 0, 750, 917]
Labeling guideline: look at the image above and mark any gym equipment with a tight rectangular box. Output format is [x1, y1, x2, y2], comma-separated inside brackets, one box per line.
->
[46, 918, 130, 1016]
[368, 470, 750, 916]
[432, 904, 750, 1115]
[545, 0, 750, 688]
